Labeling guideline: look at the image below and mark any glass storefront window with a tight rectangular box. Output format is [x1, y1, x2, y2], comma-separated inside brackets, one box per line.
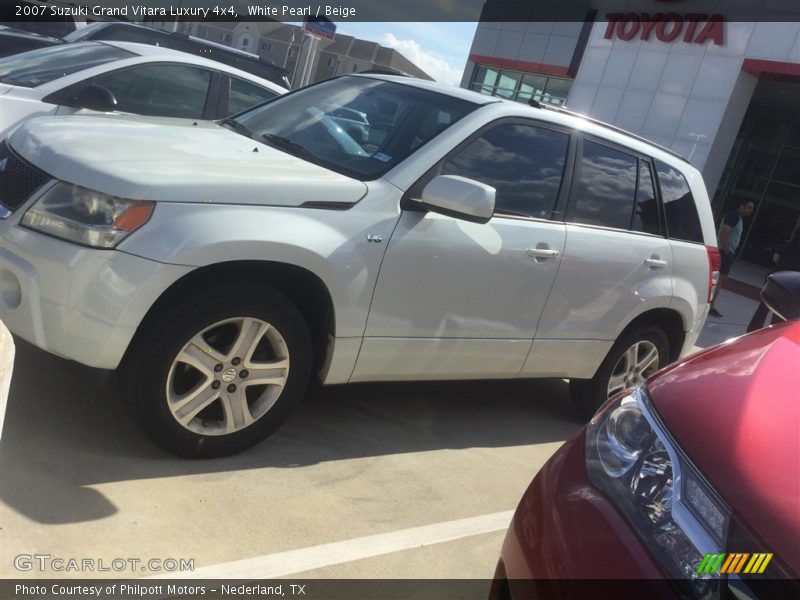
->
[712, 77, 800, 267]
[786, 123, 800, 148]
[544, 78, 571, 106]
[724, 174, 767, 210]
[773, 146, 800, 186]
[741, 181, 800, 264]
[749, 116, 790, 145]
[474, 66, 499, 88]
[497, 71, 520, 92]
[469, 64, 571, 107]
[739, 142, 780, 175]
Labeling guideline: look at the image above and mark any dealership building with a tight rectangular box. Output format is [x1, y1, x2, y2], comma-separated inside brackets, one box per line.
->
[461, 8, 800, 267]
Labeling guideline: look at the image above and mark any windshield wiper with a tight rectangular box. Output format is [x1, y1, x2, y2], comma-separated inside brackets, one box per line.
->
[218, 118, 254, 139]
[261, 133, 318, 162]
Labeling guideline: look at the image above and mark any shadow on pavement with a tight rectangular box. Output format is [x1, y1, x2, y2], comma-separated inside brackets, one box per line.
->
[1, 339, 582, 524]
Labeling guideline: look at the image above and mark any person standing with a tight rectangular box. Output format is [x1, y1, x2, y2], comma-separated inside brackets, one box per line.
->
[746, 236, 800, 332]
[709, 200, 755, 318]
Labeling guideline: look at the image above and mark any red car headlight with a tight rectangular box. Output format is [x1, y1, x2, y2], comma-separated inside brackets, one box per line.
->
[585, 386, 730, 599]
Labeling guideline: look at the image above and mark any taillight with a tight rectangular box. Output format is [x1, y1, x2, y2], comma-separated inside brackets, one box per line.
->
[706, 245, 721, 303]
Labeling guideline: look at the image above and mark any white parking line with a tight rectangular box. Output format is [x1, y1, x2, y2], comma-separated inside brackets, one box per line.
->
[150, 510, 514, 579]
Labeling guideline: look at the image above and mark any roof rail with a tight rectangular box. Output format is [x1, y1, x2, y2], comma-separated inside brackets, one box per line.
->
[531, 101, 690, 163]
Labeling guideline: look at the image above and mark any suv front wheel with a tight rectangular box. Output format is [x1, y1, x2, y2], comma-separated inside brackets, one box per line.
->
[121, 284, 312, 458]
[569, 325, 669, 421]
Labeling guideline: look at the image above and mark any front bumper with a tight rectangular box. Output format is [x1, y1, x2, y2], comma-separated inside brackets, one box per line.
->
[492, 430, 677, 598]
[0, 224, 191, 369]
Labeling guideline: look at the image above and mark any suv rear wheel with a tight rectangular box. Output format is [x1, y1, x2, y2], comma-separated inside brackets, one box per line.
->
[120, 284, 312, 458]
[569, 325, 669, 421]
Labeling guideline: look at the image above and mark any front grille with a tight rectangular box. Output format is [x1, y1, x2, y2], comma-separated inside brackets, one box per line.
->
[0, 141, 52, 214]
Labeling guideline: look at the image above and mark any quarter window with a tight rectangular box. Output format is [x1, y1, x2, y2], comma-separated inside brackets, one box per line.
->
[656, 160, 704, 244]
[572, 140, 638, 230]
[440, 123, 569, 220]
[227, 77, 278, 115]
[93, 64, 212, 119]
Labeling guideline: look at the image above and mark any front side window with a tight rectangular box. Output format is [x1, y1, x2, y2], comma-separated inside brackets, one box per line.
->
[0, 43, 134, 87]
[657, 160, 703, 244]
[572, 140, 638, 230]
[92, 64, 212, 118]
[440, 123, 569, 220]
[235, 77, 477, 180]
[227, 77, 278, 116]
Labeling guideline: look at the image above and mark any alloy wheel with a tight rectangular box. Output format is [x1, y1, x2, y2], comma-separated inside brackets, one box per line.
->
[606, 340, 660, 399]
[165, 317, 290, 436]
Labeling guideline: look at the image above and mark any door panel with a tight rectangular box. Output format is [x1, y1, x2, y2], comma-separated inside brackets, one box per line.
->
[353, 119, 572, 381]
[365, 211, 566, 340]
[535, 224, 673, 341]
[354, 211, 566, 380]
[535, 139, 674, 349]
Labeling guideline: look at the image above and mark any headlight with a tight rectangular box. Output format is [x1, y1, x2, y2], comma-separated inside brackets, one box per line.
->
[586, 387, 730, 599]
[22, 181, 154, 249]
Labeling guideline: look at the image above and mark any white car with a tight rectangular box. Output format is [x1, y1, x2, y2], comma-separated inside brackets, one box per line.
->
[0, 40, 287, 138]
[0, 75, 718, 457]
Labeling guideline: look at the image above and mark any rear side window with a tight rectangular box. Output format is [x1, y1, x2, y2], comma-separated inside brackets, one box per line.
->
[571, 140, 638, 230]
[227, 77, 278, 115]
[441, 123, 569, 220]
[656, 160, 704, 244]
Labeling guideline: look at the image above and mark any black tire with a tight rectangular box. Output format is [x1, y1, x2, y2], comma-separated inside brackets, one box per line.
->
[119, 283, 312, 458]
[569, 325, 669, 422]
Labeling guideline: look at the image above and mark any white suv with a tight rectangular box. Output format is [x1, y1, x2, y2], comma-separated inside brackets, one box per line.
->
[0, 75, 719, 457]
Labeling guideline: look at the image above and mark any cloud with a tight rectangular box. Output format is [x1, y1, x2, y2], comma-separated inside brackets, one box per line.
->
[378, 33, 464, 86]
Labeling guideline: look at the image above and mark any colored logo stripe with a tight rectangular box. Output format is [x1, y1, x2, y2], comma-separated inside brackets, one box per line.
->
[697, 553, 725, 574]
[745, 553, 773, 574]
[697, 553, 773, 574]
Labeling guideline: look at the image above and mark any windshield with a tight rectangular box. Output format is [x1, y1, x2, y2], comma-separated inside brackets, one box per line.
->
[0, 42, 134, 87]
[235, 76, 478, 180]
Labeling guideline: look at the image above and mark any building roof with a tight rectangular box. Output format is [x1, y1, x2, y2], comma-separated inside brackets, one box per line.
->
[349, 39, 377, 61]
[255, 22, 298, 43]
[324, 34, 354, 54]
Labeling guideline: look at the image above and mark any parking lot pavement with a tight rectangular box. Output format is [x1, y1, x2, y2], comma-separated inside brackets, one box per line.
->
[696, 288, 760, 349]
[0, 339, 581, 581]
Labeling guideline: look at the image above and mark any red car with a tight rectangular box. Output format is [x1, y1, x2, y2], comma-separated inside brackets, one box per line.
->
[492, 273, 800, 600]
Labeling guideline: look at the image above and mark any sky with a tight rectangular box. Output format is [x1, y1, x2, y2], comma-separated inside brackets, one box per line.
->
[334, 22, 478, 86]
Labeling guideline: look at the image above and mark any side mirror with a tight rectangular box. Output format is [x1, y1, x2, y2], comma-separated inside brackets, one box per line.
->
[420, 175, 495, 224]
[762, 271, 800, 321]
[72, 84, 117, 112]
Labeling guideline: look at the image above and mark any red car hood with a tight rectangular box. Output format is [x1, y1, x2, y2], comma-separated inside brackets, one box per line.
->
[647, 321, 800, 573]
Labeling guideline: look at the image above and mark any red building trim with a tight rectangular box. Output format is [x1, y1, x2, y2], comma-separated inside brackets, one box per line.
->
[468, 54, 573, 78]
[742, 59, 800, 78]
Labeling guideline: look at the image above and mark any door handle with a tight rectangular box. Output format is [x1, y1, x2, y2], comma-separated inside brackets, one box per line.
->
[644, 257, 668, 269]
[527, 247, 560, 259]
